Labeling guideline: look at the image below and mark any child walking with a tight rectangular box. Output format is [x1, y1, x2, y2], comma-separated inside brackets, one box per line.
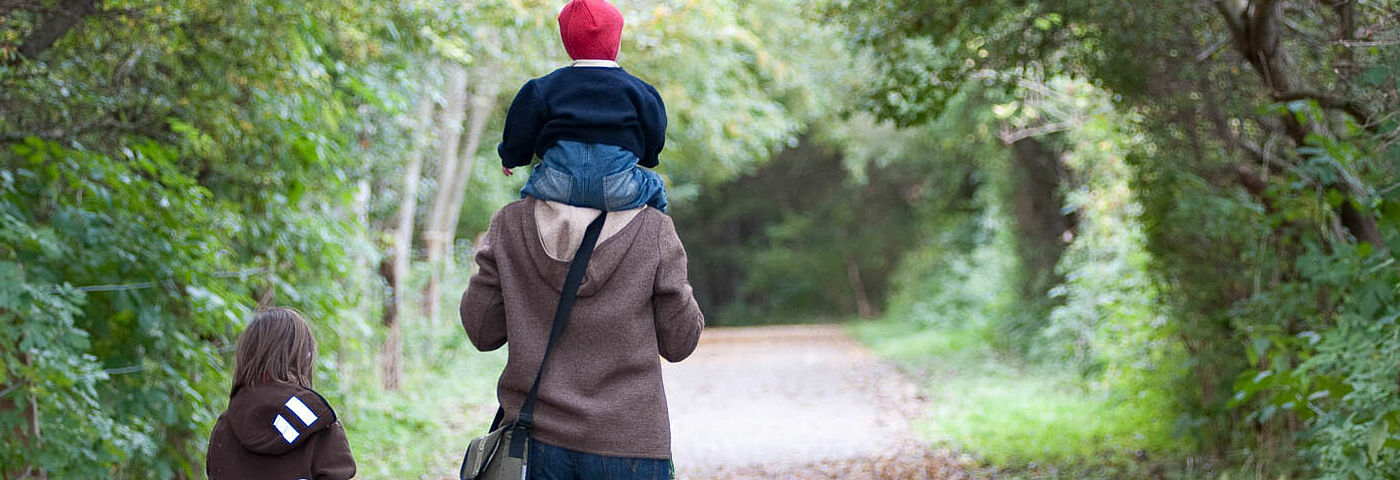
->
[499, 0, 669, 212]
[206, 308, 356, 480]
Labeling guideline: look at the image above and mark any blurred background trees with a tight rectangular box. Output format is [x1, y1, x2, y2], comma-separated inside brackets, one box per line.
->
[828, 0, 1400, 476]
[2, 0, 1398, 478]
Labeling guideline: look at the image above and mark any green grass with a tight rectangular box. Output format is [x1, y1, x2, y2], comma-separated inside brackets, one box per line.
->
[848, 320, 1190, 478]
[322, 272, 508, 480]
[335, 328, 505, 479]
[337, 330, 504, 480]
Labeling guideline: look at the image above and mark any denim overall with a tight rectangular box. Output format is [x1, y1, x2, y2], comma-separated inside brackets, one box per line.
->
[521, 140, 668, 212]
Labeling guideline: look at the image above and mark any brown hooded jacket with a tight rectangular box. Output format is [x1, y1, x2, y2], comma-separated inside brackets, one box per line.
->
[206, 383, 355, 479]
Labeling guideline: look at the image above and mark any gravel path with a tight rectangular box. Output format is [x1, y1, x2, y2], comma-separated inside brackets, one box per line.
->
[663, 325, 972, 479]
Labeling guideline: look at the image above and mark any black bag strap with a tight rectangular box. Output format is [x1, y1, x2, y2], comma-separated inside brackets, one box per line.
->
[507, 210, 607, 457]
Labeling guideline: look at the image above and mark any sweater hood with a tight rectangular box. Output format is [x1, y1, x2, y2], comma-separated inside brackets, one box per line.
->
[224, 383, 338, 455]
[520, 197, 648, 297]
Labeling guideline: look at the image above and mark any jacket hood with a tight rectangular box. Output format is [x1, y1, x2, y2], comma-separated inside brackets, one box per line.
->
[520, 197, 649, 297]
[224, 383, 338, 455]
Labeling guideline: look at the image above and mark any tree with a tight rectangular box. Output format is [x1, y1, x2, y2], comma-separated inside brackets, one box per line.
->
[381, 92, 436, 391]
[2, 0, 433, 474]
[421, 64, 498, 326]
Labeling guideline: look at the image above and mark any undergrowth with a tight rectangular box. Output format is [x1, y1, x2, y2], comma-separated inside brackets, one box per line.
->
[848, 320, 1203, 479]
[332, 275, 506, 479]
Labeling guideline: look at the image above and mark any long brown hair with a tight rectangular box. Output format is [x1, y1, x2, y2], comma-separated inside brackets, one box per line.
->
[231, 307, 318, 395]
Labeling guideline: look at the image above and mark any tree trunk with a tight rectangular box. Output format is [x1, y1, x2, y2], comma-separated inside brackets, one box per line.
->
[422, 64, 501, 325]
[380, 299, 403, 390]
[845, 255, 874, 319]
[4, 350, 45, 478]
[1213, 0, 1385, 251]
[26, 377, 43, 479]
[1008, 137, 1075, 300]
[420, 66, 470, 324]
[380, 93, 435, 391]
[257, 281, 276, 309]
[438, 81, 500, 267]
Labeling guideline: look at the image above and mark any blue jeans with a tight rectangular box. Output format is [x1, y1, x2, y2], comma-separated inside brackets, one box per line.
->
[520, 141, 668, 212]
[528, 440, 673, 480]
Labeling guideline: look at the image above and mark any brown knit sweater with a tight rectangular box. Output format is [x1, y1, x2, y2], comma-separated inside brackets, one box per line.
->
[460, 197, 705, 459]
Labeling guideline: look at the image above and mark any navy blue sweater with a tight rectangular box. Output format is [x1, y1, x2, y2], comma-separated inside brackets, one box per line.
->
[497, 67, 667, 169]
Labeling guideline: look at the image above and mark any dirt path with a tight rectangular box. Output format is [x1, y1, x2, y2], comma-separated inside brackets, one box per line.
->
[663, 325, 972, 479]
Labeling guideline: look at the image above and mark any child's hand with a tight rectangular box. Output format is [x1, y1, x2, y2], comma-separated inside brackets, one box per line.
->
[502, 167, 514, 177]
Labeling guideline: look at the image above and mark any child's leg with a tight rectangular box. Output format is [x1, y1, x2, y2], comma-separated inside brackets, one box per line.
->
[641, 170, 668, 213]
[601, 166, 667, 212]
[519, 162, 577, 205]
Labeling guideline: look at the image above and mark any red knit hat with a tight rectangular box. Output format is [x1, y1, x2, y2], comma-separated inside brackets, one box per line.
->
[558, 0, 624, 61]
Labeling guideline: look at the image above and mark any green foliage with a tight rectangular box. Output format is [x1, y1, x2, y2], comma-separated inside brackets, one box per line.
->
[1294, 220, 1400, 477]
[677, 134, 933, 324]
[828, 0, 1073, 125]
[852, 75, 1193, 474]
[1, 139, 246, 477]
[338, 294, 507, 479]
[1, 0, 420, 475]
[835, 0, 1400, 477]
[677, 80, 1006, 325]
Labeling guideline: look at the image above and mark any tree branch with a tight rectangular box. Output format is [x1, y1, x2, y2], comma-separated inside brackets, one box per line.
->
[1233, 124, 1386, 251]
[16, 0, 97, 60]
[1271, 89, 1376, 128]
[1337, 195, 1385, 251]
[1252, 0, 1289, 90]
[1236, 136, 1316, 185]
[1329, 0, 1355, 43]
[1334, 38, 1400, 47]
[0, 0, 26, 15]
[0, 117, 148, 142]
[1197, 36, 1232, 62]
[1215, 0, 1247, 40]
[998, 121, 1078, 144]
[1235, 162, 1271, 197]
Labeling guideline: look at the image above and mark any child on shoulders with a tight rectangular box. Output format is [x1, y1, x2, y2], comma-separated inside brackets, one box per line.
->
[499, 0, 669, 213]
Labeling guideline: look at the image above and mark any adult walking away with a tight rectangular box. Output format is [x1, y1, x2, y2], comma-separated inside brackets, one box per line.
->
[460, 196, 705, 479]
